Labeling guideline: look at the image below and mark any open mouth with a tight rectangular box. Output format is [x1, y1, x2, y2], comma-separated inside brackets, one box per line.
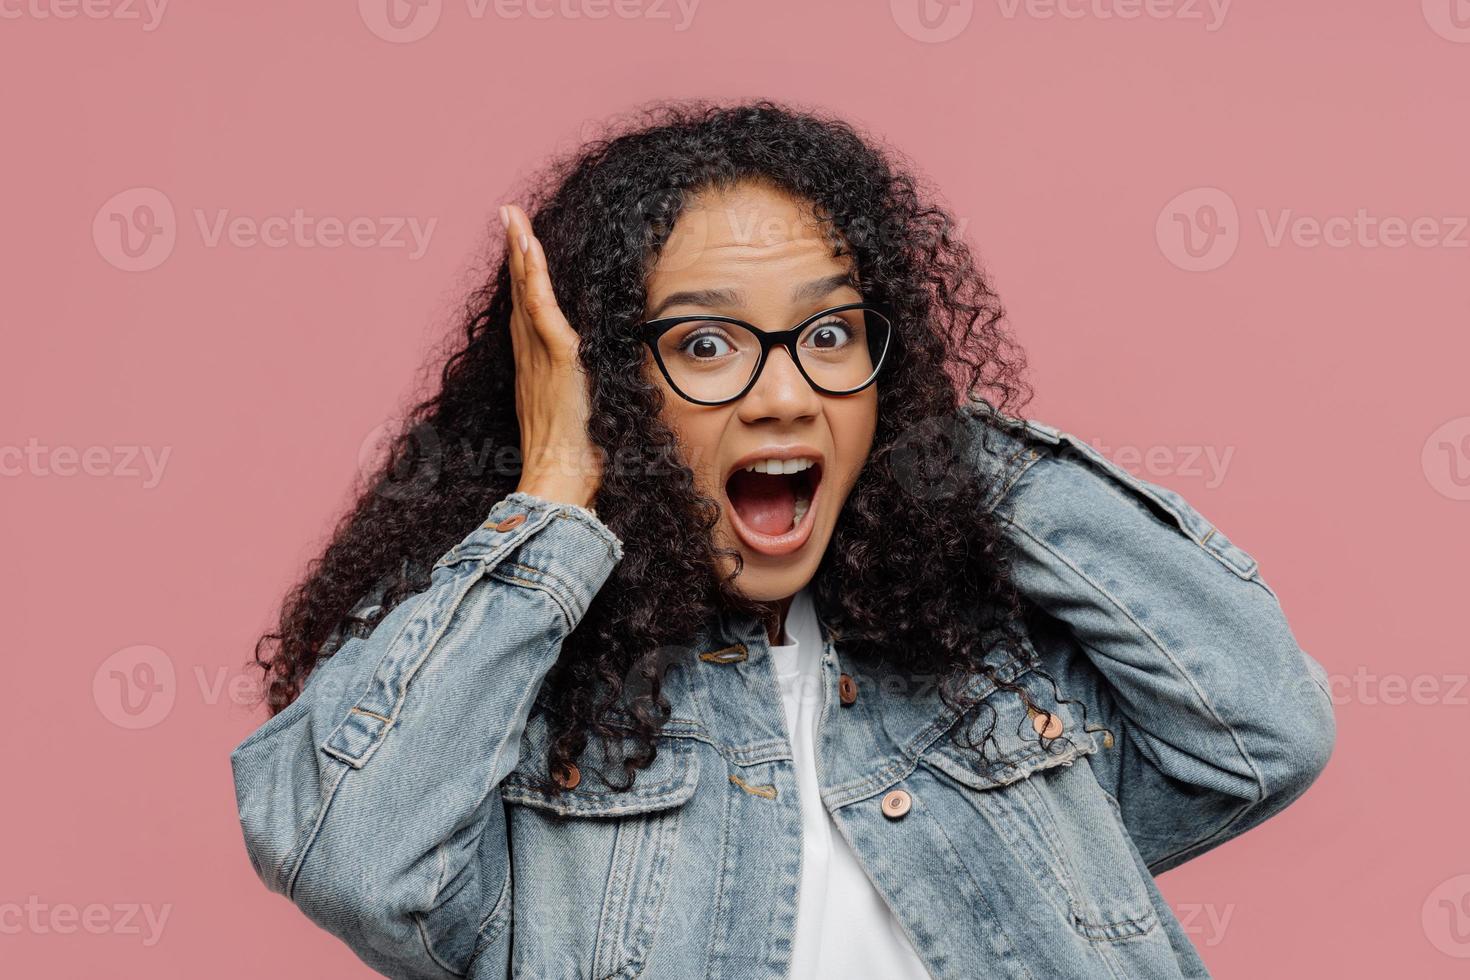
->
[723, 456, 824, 557]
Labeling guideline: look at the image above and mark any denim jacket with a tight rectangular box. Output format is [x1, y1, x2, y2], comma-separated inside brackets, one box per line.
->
[229, 401, 1336, 979]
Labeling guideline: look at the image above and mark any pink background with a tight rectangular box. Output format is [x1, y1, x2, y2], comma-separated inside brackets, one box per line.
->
[3, 1, 1467, 975]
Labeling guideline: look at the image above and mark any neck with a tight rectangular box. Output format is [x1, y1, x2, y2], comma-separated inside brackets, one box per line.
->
[764, 593, 795, 646]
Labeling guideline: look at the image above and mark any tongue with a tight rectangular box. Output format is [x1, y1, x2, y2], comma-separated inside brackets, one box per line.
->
[727, 470, 796, 536]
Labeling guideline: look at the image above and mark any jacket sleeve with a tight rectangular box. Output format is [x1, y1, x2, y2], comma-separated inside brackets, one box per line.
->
[973, 411, 1336, 876]
[229, 492, 623, 979]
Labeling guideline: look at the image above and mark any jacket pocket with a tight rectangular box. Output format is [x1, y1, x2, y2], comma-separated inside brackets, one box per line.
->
[499, 708, 700, 980]
[918, 668, 1160, 943]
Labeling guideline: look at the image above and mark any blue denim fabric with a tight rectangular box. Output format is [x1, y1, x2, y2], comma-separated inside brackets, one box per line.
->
[230, 402, 1335, 979]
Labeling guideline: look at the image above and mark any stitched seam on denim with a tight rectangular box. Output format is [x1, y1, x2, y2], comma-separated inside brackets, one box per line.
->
[987, 448, 1046, 513]
[549, 508, 624, 557]
[431, 660, 548, 924]
[595, 812, 680, 980]
[823, 791, 935, 971]
[413, 908, 468, 978]
[923, 785, 1040, 980]
[488, 566, 577, 627]
[498, 560, 580, 621]
[282, 759, 349, 899]
[1014, 776, 1156, 937]
[375, 563, 489, 733]
[702, 758, 735, 980]
[474, 869, 512, 944]
[1011, 521, 1270, 862]
[323, 589, 436, 761]
[592, 819, 631, 975]
[1050, 446, 1258, 582]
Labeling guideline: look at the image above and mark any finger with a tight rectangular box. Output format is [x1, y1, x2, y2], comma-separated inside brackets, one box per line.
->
[521, 231, 579, 354]
[502, 204, 534, 357]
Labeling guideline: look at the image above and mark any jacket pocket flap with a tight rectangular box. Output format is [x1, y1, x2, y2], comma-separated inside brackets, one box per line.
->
[500, 709, 701, 817]
[919, 668, 1102, 790]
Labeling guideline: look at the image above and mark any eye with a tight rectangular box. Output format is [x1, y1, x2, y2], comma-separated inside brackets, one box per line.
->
[804, 318, 854, 351]
[677, 327, 738, 360]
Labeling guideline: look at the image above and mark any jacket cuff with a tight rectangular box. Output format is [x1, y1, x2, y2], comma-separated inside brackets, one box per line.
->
[432, 491, 623, 625]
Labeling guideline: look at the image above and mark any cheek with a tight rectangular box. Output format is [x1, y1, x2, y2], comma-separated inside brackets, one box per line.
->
[658, 404, 729, 496]
[830, 392, 878, 486]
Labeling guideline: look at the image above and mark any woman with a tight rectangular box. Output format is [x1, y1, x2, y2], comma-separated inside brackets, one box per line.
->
[230, 100, 1335, 980]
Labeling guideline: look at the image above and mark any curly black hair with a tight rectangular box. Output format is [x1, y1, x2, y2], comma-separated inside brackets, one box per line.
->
[251, 98, 1083, 796]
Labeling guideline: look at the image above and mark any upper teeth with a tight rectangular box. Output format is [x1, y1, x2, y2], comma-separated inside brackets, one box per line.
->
[744, 458, 816, 475]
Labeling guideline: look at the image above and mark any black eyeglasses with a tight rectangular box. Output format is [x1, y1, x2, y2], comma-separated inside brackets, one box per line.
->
[639, 302, 894, 406]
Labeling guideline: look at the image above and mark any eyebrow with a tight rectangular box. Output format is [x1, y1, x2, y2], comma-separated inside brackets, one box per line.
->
[646, 271, 861, 321]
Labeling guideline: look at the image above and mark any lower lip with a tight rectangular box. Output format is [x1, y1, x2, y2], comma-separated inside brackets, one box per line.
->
[724, 471, 822, 558]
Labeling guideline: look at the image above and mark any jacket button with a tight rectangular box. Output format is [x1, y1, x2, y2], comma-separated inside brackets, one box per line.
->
[1032, 710, 1064, 739]
[552, 762, 580, 790]
[838, 673, 859, 706]
[493, 513, 527, 532]
[881, 789, 911, 819]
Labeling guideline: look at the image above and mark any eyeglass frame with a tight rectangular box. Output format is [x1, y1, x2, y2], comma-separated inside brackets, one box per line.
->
[638, 301, 895, 407]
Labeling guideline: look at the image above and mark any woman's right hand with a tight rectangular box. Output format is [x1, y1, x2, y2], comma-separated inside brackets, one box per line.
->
[501, 203, 603, 510]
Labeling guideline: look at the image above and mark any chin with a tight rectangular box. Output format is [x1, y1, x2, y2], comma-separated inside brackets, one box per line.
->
[716, 523, 828, 604]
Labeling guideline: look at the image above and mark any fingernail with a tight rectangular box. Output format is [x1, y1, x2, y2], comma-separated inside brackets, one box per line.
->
[519, 232, 529, 253]
[498, 205, 509, 229]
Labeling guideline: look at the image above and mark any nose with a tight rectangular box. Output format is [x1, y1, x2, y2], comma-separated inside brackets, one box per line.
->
[736, 346, 820, 425]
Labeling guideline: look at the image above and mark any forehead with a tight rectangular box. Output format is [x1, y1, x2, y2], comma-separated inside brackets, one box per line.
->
[643, 182, 855, 312]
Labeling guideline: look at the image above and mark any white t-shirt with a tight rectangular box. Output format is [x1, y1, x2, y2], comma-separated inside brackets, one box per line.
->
[767, 587, 934, 979]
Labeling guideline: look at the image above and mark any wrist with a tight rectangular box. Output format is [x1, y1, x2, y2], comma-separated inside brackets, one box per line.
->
[515, 476, 598, 511]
